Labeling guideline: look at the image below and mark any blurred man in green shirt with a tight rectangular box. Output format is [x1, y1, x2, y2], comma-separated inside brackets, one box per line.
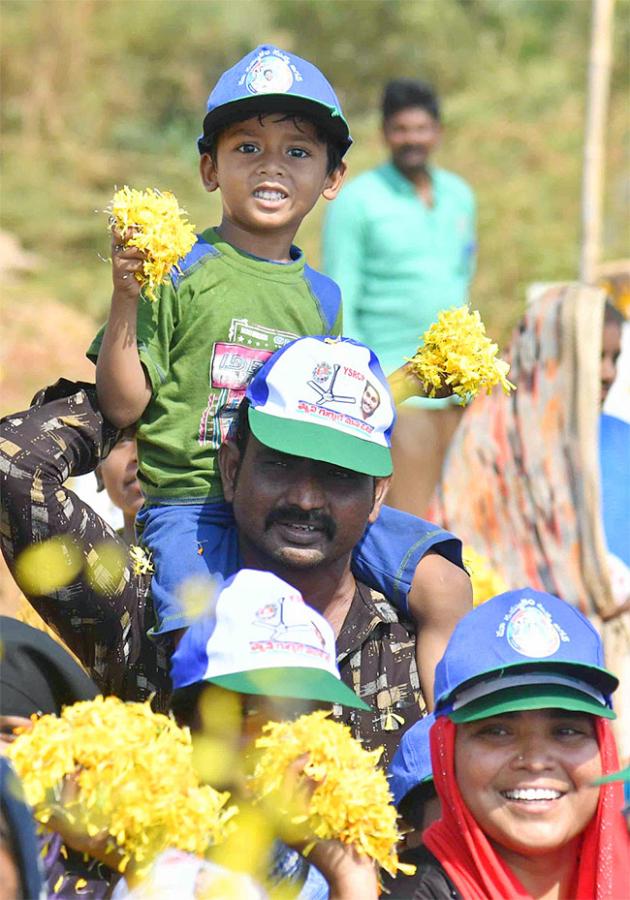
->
[323, 79, 476, 515]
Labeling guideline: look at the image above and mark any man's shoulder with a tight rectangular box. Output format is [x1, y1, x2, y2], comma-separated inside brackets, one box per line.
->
[432, 167, 475, 202]
[337, 164, 391, 202]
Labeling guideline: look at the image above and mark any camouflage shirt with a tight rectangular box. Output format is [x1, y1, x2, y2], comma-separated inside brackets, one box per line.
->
[333, 582, 425, 767]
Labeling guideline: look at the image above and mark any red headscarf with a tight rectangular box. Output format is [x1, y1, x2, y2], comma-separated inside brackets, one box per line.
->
[423, 716, 629, 899]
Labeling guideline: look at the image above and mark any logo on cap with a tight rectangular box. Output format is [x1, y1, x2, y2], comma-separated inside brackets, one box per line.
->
[252, 597, 328, 653]
[503, 601, 563, 658]
[312, 361, 333, 384]
[246, 54, 294, 95]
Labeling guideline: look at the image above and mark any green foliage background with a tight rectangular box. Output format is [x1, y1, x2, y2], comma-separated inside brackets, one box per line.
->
[1, 0, 628, 338]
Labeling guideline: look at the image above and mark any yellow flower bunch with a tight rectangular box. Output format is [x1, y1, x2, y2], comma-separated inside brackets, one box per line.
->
[249, 710, 411, 878]
[108, 186, 197, 301]
[463, 546, 509, 606]
[408, 306, 515, 403]
[129, 544, 155, 576]
[7, 696, 236, 872]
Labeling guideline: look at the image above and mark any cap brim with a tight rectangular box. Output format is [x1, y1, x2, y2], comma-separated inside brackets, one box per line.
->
[439, 659, 618, 707]
[200, 95, 351, 153]
[593, 765, 630, 785]
[449, 684, 616, 723]
[248, 407, 392, 477]
[207, 666, 371, 711]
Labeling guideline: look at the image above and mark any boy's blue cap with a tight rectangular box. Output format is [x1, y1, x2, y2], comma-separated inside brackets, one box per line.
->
[198, 44, 351, 155]
[387, 713, 435, 806]
[434, 588, 618, 723]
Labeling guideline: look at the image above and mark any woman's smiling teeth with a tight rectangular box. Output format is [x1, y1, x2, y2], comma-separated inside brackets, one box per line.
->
[501, 788, 564, 801]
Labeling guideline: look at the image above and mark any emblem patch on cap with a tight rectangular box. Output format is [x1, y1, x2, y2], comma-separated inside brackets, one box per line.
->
[501, 600, 564, 658]
[246, 55, 294, 95]
[312, 361, 333, 384]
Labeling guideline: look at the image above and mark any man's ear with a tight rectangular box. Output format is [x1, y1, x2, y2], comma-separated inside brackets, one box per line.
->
[200, 153, 220, 194]
[368, 475, 391, 524]
[322, 161, 347, 201]
[218, 441, 242, 501]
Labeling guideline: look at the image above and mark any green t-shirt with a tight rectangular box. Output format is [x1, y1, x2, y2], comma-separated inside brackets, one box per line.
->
[88, 228, 342, 501]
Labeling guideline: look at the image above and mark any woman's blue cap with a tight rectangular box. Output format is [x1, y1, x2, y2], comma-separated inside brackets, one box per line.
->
[198, 45, 351, 155]
[434, 588, 618, 722]
[387, 713, 435, 806]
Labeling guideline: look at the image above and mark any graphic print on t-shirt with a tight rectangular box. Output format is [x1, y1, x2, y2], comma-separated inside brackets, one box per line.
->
[198, 318, 299, 447]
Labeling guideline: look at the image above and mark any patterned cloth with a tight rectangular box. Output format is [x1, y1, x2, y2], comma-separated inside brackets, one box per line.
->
[332, 582, 425, 767]
[429, 283, 630, 752]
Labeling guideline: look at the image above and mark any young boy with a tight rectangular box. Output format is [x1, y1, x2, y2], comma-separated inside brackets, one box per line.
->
[89, 45, 351, 634]
[88, 45, 470, 647]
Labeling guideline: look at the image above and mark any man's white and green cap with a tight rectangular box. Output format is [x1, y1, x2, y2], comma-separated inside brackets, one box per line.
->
[198, 44, 351, 154]
[170, 569, 370, 710]
[245, 336, 396, 477]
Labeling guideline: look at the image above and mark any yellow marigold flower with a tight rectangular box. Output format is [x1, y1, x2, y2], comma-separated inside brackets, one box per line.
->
[129, 544, 155, 576]
[7, 696, 237, 873]
[408, 306, 515, 403]
[249, 710, 409, 878]
[108, 186, 197, 302]
[463, 546, 509, 606]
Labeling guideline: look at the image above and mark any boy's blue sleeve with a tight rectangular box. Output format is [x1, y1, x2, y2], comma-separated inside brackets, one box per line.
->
[352, 505, 465, 615]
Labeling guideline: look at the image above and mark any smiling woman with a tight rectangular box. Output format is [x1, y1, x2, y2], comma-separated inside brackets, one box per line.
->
[383, 588, 629, 899]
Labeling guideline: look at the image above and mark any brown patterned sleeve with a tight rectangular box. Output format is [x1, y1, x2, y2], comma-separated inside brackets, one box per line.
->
[0, 380, 171, 708]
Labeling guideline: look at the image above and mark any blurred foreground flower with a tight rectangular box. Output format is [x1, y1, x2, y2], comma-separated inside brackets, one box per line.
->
[249, 710, 412, 878]
[408, 306, 515, 403]
[7, 696, 236, 874]
[14, 537, 82, 595]
[463, 546, 509, 606]
[107, 186, 197, 301]
[176, 574, 219, 623]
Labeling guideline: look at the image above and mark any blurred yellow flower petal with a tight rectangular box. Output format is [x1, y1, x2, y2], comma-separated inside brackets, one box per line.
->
[210, 802, 273, 881]
[15, 537, 82, 595]
[176, 574, 218, 623]
[463, 546, 509, 606]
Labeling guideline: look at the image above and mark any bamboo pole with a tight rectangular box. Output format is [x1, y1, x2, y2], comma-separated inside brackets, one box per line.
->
[580, 0, 616, 283]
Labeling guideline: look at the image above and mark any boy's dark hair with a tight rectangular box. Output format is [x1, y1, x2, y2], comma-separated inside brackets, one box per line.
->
[382, 79, 441, 123]
[232, 397, 251, 452]
[199, 111, 344, 175]
[604, 299, 624, 328]
[397, 779, 437, 830]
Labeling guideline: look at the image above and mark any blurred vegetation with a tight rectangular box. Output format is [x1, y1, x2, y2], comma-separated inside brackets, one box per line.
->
[1, 0, 628, 339]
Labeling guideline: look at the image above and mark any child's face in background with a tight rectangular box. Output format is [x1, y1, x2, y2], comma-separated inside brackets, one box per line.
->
[600, 320, 622, 407]
[200, 114, 345, 257]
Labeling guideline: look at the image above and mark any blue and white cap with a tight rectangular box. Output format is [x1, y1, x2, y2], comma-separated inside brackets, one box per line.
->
[246, 336, 396, 477]
[170, 569, 369, 710]
[434, 588, 618, 723]
[198, 44, 351, 155]
[387, 713, 435, 806]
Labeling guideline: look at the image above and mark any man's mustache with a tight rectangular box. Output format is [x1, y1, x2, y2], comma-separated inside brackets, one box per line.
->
[265, 506, 336, 540]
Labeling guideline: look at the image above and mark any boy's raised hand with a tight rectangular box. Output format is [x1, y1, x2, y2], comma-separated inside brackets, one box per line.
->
[111, 228, 146, 303]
